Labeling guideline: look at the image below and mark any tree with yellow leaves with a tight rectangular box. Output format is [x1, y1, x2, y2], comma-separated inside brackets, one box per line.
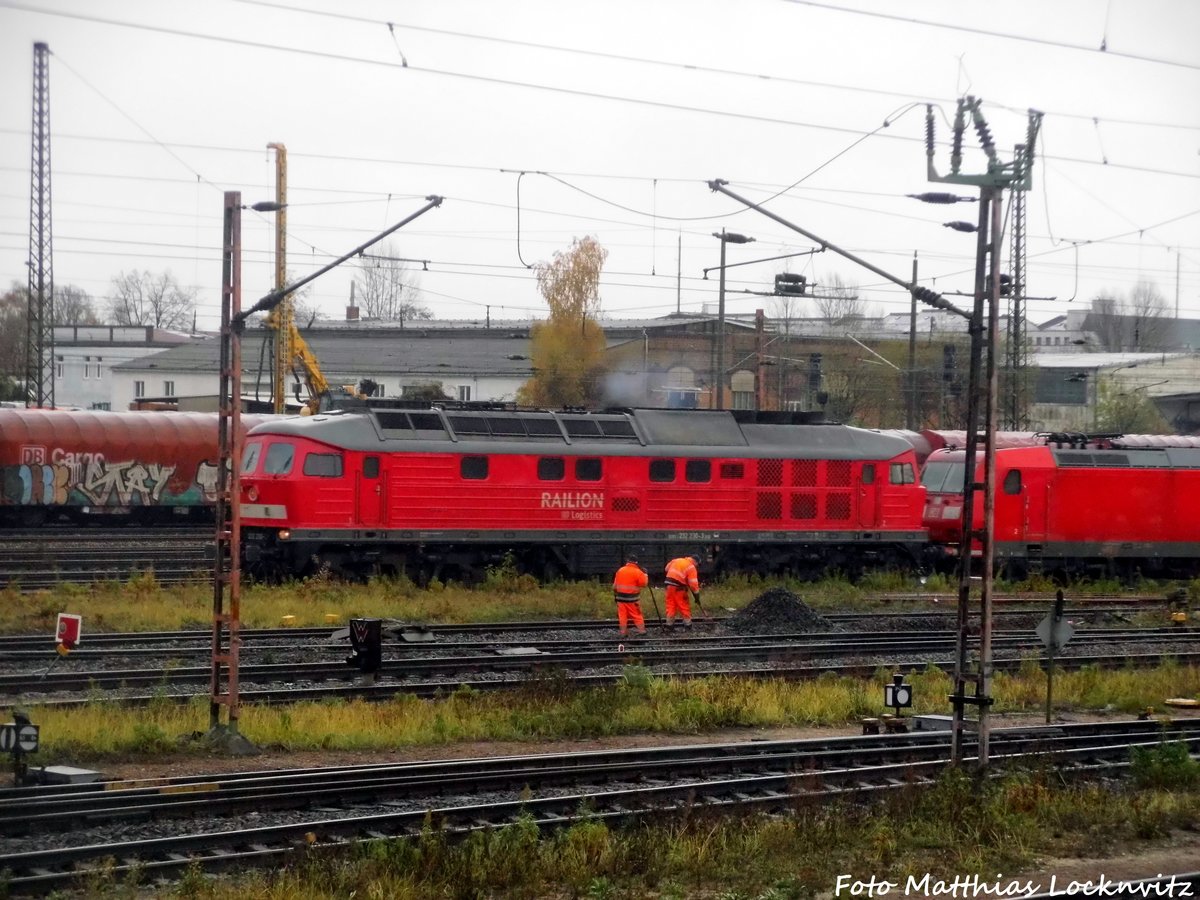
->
[518, 236, 609, 408]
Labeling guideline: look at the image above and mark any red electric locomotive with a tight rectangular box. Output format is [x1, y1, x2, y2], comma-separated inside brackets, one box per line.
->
[922, 439, 1200, 580]
[239, 406, 929, 582]
[0, 408, 275, 526]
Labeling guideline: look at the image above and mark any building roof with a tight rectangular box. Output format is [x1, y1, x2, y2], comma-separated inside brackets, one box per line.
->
[114, 329, 535, 379]
[1034, 352, 1186, 370]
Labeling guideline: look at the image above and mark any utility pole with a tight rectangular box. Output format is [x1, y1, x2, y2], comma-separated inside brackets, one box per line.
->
[210, 191, 247, 750]
[711, 229, 755, 410]
[907, 252, 918, 429]
[1003, 143, 1031, 429]
[266, 143, 290, 414]
[924, 97, 1042, 768]
[25, 42, 54, 409]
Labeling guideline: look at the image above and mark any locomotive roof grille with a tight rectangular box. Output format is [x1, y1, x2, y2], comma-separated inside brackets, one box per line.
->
[375, 410, 449, 436]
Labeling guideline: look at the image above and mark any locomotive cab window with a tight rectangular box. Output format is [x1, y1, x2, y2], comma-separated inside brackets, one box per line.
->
[685, 460, 711, 483]
[575, 458, 602, 481]
[1003, 469, 1022, 495]
[363, 456, 380, 478]
[263, 443, 295, 476]
[303, 453, 343, 478]
[649, 459, 676, 482]
[240, 442, 262, 475]
[538, 457, 565, 481]
[889, 462, 915, 485]
[461, 456, 488, 480]
[861, 464, 875, 484]
[921, 461, 964, 493]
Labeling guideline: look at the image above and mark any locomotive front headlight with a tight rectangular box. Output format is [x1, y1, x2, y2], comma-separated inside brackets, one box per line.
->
[278, 529, 291, 540]
[247, 486, 259, 502]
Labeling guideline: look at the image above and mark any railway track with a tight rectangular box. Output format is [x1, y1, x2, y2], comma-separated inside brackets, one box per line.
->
[0, 528, 214, 588]
[1, 719, 1196, 894]
[4, 623, 1196, 706]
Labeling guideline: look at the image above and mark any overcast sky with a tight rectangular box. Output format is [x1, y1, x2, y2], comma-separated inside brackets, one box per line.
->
[1, 0, 1197, 332]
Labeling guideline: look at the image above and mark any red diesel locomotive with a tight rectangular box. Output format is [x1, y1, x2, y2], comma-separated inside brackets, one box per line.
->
[922, 437, 1200, 580]
[239, 406, 929, 581]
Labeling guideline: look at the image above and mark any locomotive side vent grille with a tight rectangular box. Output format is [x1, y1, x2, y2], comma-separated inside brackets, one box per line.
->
[757, 459, 783, 486]
[827, 460, 852, 486]
[756, 492, 783, 520]
[826, 493, 851, 520]
[720, 463, 744, 479]
[791, 459, 817, 486]
[791, 493, 817, 520]
[612, 497, 640, 512]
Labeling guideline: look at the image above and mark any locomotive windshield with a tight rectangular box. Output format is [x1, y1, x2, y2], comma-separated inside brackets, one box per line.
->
[240, 442, 262, 474]
[264, 442, 296, 475]
[921, 460, 965, 494]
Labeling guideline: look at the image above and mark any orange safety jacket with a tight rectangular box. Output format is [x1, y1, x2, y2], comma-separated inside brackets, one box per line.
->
[665, 557, 700, 594]
[613, 563, 648, 601]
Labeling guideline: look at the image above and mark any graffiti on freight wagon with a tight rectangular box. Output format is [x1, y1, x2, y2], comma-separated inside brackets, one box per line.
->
[0, 446, 208, 507]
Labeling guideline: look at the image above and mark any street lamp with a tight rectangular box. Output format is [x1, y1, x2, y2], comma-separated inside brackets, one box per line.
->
[712, 229, 755, 410]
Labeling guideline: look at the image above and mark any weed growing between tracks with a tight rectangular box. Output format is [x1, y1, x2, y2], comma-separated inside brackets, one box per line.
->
[5, 573, 1196, 632]
[84, 766, 1200, 900]
[23, 665, 1200, 763]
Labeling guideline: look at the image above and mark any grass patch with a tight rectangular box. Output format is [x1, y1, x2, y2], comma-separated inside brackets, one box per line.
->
[4, 573, 1187, 635]
[86, 772, 1200, 899]
[22, 665, 1200, 764]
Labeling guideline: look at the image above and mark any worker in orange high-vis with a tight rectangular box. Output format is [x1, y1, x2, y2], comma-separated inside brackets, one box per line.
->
[664, 555, 701, 628]
[612, 556, 649, 636]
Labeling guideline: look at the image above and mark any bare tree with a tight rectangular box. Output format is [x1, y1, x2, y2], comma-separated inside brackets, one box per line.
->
[355, 241, 431, 324]
[0, 283, 27, 383]
[813, 273, 865, 325]
[771, 291, 804, 337]
[1086, 282, 1171, 351]
[55, 285, 99, 325]
[107, 270, 197, 330]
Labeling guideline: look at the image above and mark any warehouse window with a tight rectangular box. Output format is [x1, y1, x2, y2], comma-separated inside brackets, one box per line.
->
[457, 385, 471, 402]
[94, 357, 103, 379]
[731, 370, 755, 410]
[461, 456, 488, 479]
[55, 356, 63, 378]
[264, 443, 295, 475]
[164, 380, 175, 397]
[575, 458, 602, 481]
[649, 459, 675, 482]
[538, 457, 565, 480]
[134, 380, 145, 398]
[304, 453, 343, 477]
[83, 355, 91, 379]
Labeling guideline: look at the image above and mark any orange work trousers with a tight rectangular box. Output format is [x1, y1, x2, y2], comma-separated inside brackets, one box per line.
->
[665, 585, 692, 623]
[616, 600, 646, 634]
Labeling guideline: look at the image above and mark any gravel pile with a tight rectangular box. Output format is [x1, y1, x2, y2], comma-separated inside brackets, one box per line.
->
[727, 586, 834, 634]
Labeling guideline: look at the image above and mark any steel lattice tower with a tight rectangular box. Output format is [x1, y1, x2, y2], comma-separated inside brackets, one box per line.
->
[25, 42, 54, 408]
[1003, 144, 1030, 429]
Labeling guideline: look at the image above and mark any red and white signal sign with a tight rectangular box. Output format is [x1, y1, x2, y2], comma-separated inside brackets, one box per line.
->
[56, 613, 82, 649]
